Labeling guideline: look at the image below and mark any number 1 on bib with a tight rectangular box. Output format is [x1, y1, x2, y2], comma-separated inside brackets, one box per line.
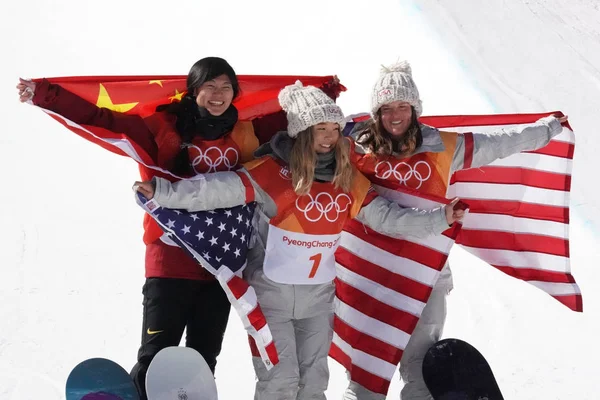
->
[308, 253, 322, 278]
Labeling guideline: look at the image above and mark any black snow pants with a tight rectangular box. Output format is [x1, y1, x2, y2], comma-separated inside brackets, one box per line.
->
[130, 277, 231, 400]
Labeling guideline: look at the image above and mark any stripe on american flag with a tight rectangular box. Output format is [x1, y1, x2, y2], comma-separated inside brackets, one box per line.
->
[333, 111, 580, 395]
[443, 113, 580, 310]
[332, 188, 458, 394]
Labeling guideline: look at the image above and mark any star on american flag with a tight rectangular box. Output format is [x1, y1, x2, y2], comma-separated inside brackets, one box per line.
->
[135, 192, 256, 275]
[135, 192, 279, 371]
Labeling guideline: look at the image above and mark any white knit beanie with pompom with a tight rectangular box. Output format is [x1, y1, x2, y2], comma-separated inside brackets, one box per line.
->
[370, 60, 423, 117]
[278, 80, 346, 138]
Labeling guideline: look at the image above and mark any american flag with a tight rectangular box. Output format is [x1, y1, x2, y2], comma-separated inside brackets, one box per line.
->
[332, 112, 580, 395]
[135, 192, 279, 370]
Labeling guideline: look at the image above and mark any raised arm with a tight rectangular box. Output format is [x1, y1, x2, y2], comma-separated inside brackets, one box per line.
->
[451, 115, 565, 173]
[252, 110, 288, 145]
[18, 78, 158, 159]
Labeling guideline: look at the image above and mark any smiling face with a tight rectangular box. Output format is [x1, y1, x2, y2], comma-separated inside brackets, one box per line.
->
[380, 100, 413, 137]
[312, 122, 341, 153]
[194, 74, 234, 116]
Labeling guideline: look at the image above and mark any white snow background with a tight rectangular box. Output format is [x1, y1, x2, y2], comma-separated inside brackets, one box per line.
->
[1, 0, 599, 398]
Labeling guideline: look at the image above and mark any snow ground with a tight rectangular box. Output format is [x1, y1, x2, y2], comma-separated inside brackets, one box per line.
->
[1, 0, 599, 398]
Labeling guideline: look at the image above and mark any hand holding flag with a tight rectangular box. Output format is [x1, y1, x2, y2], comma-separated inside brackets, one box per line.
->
[134, 191, 279, 370]
[17, 78, 36, 103]
[445, 198, 467, 225]
[133, 181, 155, 200]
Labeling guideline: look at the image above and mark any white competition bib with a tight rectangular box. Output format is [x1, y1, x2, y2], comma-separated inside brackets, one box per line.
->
[263, 225, 341, 284]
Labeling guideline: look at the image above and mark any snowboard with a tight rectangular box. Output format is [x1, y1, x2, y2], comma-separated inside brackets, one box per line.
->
[422, 338, 504, 400]
[66, 358, 139, 400]
[145, 346, 218, 400]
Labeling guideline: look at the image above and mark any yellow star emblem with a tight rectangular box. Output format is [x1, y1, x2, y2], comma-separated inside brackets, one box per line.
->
[149, 80, 163, 87]
[96, 84, 138, 113]
[169, 89, 186, 102]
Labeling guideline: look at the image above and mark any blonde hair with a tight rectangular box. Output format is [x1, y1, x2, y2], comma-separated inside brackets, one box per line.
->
[289, 127, 354, 195]
[356, 107, 422, 156]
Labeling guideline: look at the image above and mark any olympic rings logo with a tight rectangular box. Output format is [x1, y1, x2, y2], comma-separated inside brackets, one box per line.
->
[296, 192, 352, 223]
[374, 160, 432, 189]
[188, 145, 239, 173]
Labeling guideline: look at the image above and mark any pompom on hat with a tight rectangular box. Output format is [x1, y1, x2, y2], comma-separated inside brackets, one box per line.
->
[278, 80, 346, 138]
[370, 60, 423, 117]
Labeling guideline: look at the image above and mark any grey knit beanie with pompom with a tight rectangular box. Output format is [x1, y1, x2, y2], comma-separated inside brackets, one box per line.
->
[371, 60, 423, 117]
[278, 80, 346, 138]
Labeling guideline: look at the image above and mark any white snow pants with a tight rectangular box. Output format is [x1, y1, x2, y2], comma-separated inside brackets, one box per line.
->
[246, 265, 335, 400]
[343, 265, 452, 400]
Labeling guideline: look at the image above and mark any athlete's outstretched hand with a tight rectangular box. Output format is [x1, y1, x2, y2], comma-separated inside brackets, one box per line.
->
[133, 181, 155, 200]
[445, 198, 467, 225]
[17, 78, 36, 103]
[554, 114, 568, 124]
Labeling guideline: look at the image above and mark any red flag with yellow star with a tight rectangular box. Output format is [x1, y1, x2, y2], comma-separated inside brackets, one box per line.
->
[29, 74, 344, 371]
[32, 74, 344, 176]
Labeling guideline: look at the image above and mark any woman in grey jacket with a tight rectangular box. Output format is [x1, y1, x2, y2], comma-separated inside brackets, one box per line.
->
[342, 61, 568, 400]
[134, 81, 465, 400]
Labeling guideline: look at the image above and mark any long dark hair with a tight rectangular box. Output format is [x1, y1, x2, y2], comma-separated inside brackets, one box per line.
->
[356, 106, 422, 156]
[160, 57, 241, 175]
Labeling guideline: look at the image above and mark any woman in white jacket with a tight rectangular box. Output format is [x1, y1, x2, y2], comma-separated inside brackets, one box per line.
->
[134, 81, 465, 400]
[342, 61, 568, 400]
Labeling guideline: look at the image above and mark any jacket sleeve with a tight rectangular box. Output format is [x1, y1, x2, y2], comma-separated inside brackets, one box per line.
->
[251, 110, 288, 145]
[152, 169, 268, 212]
[32, 79, 158, 160]
[354, 195, 449, 239]
[451, 115, 563, 173]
